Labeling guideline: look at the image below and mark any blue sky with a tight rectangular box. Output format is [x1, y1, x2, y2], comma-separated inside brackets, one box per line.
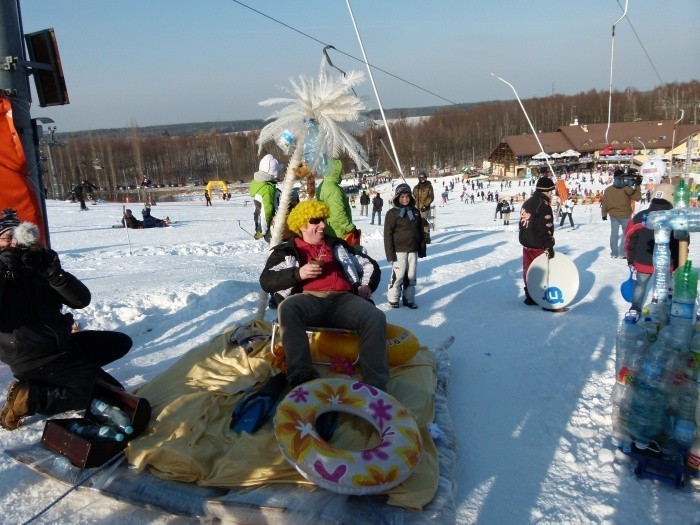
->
[17, 0, 700, 132]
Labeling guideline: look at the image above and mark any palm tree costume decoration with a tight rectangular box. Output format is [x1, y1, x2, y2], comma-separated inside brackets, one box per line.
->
[255, 59, 369, 317]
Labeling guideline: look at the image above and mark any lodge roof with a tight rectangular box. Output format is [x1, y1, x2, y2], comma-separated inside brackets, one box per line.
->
[490, 120, 700, 159]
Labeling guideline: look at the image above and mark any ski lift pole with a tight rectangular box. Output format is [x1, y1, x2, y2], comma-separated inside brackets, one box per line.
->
[122, 205, 132, 256]
[238, 220, 256, 239]
[491, 73, 556, 180]
[605, 0, 629, 144]
[345, 0, 404, 179]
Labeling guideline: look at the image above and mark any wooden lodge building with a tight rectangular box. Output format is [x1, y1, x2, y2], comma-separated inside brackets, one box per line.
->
[488, 120, 700, 178]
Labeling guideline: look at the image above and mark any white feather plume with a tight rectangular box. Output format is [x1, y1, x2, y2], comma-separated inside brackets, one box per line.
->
[257, 58, 369, 170]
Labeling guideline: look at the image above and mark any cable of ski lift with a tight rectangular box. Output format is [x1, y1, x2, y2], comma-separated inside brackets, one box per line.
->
[605, 0, 629, 145]
[345, 0, 404, 180]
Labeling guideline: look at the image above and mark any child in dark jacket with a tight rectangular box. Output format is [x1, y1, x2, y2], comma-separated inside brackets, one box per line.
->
[624, 183, 680, 312]
[384, 183, 425, 309]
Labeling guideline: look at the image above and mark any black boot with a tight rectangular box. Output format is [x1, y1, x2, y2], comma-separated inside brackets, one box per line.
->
[523, 287, 537, 306]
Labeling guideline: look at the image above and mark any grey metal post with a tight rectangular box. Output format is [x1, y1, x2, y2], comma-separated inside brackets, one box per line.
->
[0, 0, 49, 244]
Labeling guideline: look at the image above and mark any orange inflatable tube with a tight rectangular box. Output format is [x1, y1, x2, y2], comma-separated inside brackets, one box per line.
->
[311, 323, 420, 366]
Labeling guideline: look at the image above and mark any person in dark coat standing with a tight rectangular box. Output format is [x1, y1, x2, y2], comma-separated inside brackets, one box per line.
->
[601, 169, 641, 258]
[519, 176, 556, 307]
[412, 172, 434, 244]
[371, 192, 384, 225]
[0, 210, 132, 430]
[624, 183, 680, 312]
[359, 190, 370, 216]
[384, 183, 425, 309]
[74, 182, 87, 211]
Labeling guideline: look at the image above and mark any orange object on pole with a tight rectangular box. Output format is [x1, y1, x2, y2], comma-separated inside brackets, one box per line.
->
[556, 179, 568, 202]
[0, 96, 47, 245]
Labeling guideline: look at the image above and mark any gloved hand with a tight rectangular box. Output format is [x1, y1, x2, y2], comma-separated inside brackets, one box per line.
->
[418, 241, 427, 259]
[0, 248, 24, 273]
[602, 216, 607, 221]
[546, 247, 555, 259]
[21, 247, 61, 279]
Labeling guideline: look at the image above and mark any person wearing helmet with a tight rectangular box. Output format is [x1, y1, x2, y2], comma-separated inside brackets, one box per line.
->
[624, 182, 682, 313]
[250, 154, 283, 241]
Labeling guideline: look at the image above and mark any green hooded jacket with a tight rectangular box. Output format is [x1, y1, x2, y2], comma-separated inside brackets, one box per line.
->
[315, 159, 355, 238]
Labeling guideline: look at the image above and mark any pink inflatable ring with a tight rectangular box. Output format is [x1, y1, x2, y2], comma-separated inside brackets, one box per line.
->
[273, 378, 422, 495]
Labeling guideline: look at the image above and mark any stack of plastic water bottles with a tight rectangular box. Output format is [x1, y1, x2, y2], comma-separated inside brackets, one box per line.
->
[67, 398, 134, 442]
[611, 261, 700, 477]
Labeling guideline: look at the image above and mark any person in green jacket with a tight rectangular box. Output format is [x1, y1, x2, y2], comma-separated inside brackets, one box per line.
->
[249, 154, 282, 240]
[315, 158, 357, 240]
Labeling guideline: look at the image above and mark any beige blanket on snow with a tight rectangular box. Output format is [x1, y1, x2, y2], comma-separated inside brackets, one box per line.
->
[126, 319, 439, 510]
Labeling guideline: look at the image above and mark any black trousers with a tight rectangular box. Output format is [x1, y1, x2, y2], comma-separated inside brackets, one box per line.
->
[17, 330, 132, 416]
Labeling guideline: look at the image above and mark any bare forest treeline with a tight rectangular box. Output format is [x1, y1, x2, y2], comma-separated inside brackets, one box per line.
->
[45, 81, 699, 201]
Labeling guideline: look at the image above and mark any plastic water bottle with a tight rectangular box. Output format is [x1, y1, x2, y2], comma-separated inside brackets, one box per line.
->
[674, 178, 690, 209]
[670, 377, 698, 449]
[67, 421, 125, 442]
[89, 399, 133, 435]
[668, 261, 698, 351]
[638, 311, 658, 344]
[686, 324, 700, 380]
[615, 313, 647, 376]
[644, 298, 668, 332]
[51, 456, 82, 484]
[627, 335, 674, 448]
[276, 130, 295, 154]
[302, 118, 319, 165]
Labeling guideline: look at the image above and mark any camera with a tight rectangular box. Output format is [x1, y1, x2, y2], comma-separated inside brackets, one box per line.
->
[613, 168, 642, 188]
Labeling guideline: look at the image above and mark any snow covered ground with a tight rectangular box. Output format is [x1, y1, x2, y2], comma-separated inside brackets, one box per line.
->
[1, 176, 699, 524]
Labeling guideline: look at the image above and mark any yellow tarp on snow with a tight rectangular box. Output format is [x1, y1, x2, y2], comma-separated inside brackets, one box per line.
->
[126, 320, 439, 510]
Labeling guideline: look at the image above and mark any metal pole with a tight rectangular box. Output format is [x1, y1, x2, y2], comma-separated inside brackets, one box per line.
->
[491, 73, 556, 180]
[605, 0, 629, 144]
[345, 0, 404, 180]
[0, 0, 49, 243]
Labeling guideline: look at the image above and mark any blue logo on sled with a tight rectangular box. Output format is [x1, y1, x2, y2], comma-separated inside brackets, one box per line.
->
[543, 287, 565, 304]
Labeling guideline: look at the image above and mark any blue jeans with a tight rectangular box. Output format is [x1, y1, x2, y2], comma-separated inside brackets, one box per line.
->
[610, 217, 630, 257]
[631, 272, 652, 312]
[371, 210, 382, 225]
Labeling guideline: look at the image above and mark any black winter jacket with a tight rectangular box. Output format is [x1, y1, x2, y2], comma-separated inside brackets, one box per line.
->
[383, 204, 425, 261]
[625, 199, 680, 274]
[259, 236, 381, 306]
[0, 248, 91, 374]
[518, 191, 555, 250]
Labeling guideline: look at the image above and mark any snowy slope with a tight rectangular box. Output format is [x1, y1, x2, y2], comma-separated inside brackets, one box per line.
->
[1, 177, 699, 524]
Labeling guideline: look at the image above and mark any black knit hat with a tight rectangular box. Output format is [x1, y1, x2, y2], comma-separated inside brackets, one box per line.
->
[535, 177, 555, 192]
[0, 209, 20, 235]
[393, 183, 415, 207]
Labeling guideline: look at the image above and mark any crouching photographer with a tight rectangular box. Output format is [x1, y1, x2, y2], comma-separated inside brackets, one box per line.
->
[601, 169, 642, 258]
[0, 209, 131, 431]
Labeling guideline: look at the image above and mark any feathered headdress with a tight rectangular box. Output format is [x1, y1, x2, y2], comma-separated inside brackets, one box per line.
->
[256, 57, 369, 172]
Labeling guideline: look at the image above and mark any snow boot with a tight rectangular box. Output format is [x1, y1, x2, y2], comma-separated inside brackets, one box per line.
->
[523, 287, 537, 306]
[1, 380, 31, 430]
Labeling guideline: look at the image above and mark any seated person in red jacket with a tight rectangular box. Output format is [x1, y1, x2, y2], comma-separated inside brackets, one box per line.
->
[624, 183, 681, 312]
